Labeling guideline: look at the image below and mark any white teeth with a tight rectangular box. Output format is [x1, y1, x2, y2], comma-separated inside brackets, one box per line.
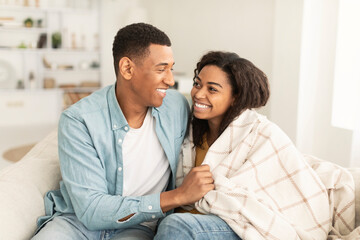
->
[195, 102, 210, 109]
[156, 89, 166, 93]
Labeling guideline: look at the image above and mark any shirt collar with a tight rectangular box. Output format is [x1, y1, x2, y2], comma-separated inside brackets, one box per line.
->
[107, 84, 160, 131]
[107, 84, 128, 131]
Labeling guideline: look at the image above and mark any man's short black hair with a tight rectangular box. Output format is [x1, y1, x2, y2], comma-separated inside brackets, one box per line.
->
[112, 22, 171, 77]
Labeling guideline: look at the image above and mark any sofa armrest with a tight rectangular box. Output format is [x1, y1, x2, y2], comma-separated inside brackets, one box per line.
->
[348, 168, 360, 227]
[0, 129, 60, 240]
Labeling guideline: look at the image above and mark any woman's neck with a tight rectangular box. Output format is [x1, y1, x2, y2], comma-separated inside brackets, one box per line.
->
[207, 120, 220, 147]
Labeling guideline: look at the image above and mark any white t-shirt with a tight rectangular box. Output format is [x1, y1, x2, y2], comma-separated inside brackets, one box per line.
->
[122, 108, 170, 229]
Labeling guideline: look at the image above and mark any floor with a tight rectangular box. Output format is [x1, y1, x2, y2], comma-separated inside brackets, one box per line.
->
[0, 124, 57, 170]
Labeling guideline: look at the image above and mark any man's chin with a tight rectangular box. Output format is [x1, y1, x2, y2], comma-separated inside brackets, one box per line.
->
[151, 100, 164, 108]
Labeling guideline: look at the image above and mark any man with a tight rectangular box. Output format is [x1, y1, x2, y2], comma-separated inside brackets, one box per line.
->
[32, 23, 214, 240]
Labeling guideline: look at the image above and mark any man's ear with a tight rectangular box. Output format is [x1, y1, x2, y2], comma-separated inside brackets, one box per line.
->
[119, 57, 134, 80]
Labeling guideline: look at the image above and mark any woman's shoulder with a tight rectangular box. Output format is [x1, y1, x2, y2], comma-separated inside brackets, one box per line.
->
[237, 109, 292, 141]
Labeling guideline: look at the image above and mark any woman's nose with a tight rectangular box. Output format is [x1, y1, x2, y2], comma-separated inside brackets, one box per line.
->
[194, 86, 206, 99]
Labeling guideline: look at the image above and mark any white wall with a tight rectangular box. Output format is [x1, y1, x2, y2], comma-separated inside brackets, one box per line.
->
[271, 0, 352, 167]
[270, 0, 303, 141]
[296, 0, 352, 166]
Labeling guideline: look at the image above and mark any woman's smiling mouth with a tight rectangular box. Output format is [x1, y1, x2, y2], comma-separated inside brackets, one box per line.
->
[194, 102, 211, 110]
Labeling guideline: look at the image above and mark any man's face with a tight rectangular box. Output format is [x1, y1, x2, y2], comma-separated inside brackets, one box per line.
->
[130, 44, 175, 108]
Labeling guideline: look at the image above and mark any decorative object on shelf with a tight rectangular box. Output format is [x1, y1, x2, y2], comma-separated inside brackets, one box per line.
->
[42, 57, 51, 68]
[58, 84, 77, 89]
[62, 28, 69, 49]
[0, 59, 16, 89]
[29, 71, 36, 89]
[24, 17, 33, 28]
[80, 34, 86, 49]
[37, 33, 47, 48]
[79, 81, 100, 88]
[63, 92, 91, 108]
[43, 78, 56, 89]
[79, 60, 89, 70]
[94, 33, 99, 50]
[0, 17, 15, 27]
[90, 61, 100, 68]
[18, 42, 27, 48]
[16, 79, 24, 89]
[71, 32, 77, 49]
[37, 19, 43, 28]
[42, 57, 58, 70]
[51, 32, 62, 49]
[58, 64, 73, 70]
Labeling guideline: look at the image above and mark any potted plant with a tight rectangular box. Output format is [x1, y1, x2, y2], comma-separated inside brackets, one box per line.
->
[24, 18, 33, 28]
[51, 32, 62, 49]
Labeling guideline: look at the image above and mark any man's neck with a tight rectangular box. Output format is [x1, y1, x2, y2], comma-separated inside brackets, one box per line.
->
[116, 84, 148, 129]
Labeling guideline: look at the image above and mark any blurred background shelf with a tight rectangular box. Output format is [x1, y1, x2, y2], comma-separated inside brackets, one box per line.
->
[0, 0, 101, 110]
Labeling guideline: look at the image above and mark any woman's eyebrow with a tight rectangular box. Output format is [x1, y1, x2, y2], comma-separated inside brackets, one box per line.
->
[207, 82, 223, 88]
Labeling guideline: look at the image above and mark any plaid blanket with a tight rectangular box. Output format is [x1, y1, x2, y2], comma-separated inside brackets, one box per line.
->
[176, 109, 360, 240]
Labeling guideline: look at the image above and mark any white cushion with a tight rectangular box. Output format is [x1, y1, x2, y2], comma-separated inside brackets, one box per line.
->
[0, 129, 60, 240]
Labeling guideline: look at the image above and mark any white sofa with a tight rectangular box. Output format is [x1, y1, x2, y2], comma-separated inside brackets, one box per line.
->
[0, 129, 359, 240]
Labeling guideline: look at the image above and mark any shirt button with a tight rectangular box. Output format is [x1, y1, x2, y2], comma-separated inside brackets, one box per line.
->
[118, 167, 122, 172]
[148, 205, 152, 210]
[124, 126, 129, 131]
[113, 124, 117, 128]
[151, 215, 155, 219]
[118, 138, 122, 144]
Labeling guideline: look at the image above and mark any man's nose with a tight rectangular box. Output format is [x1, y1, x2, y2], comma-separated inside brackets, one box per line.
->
[164, 71, 175, 87]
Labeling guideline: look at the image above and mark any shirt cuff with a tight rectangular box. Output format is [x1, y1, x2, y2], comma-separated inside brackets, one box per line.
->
[139, 192, 165, 221]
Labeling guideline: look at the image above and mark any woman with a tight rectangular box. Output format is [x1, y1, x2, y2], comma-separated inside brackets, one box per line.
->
[155, 51, 356, 240]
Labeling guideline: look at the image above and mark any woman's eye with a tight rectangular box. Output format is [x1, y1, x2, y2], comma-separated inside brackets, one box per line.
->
[193, 82, 200, 87]
[209, 87, 218, 92]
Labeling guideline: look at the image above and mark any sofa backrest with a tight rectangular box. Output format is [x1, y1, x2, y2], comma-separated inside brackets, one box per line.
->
[0, 129, 60, 240]
[348, 168, 360, 227]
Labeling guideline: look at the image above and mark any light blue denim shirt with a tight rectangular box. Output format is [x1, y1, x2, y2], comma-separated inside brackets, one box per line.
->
[37, 84, 190, 231]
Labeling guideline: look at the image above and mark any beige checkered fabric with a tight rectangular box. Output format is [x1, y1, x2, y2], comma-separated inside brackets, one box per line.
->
[176, 109, 360, 240]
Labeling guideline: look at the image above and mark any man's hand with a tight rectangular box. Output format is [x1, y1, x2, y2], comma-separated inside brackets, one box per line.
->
[160, 164, 214, 212]
[176, 165, 215, 205]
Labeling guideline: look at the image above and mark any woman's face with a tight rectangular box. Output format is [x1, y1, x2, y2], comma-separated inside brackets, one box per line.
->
[191, 65, 234, 126]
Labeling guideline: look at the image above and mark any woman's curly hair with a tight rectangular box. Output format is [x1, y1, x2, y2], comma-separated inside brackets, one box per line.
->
[192, 51, 270, 147]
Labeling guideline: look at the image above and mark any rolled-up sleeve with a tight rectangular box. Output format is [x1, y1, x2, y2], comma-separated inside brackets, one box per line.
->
[58, 112, 164, 231]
